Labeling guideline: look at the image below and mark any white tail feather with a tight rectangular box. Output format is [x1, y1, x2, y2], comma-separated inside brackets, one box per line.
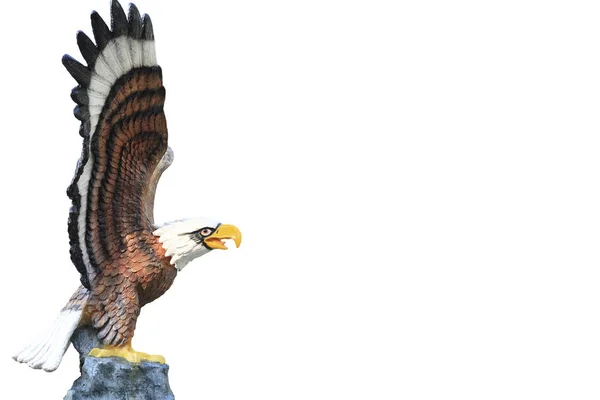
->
[13, 309, 82, 372]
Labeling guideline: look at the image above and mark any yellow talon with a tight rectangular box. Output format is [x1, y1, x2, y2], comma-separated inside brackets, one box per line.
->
[88, 341, 165, 364]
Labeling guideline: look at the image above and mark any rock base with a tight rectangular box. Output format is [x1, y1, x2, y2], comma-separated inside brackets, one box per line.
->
[65, 327, 174, 400]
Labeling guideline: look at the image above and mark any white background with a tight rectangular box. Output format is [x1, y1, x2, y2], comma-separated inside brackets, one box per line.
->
[0, 0, 599, 399]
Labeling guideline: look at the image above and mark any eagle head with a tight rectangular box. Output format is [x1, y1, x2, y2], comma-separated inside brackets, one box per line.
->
[153, 218, 242, 271]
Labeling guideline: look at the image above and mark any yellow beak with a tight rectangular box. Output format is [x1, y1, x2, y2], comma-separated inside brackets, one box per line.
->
[204, 224, 242, 250]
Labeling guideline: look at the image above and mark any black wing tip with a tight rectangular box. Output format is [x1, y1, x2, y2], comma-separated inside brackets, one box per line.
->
[111, 0, 128, 36]
[64, 55, 91, 136]
[79, 120, 90, 138]
[61, 53, 72, 64]
[142, 14, 154, 40]
[128, 3, 140, 14]
[73, 105, 90, 122]
[90, 2, 153, 51]
[127, 3, 142, 39]
[111, 1, 152, 41]
[70, 86, 88, 105]
[90, 10, 111, 49]
[62, 54, 91, 86]
[76, 31, 99, 68]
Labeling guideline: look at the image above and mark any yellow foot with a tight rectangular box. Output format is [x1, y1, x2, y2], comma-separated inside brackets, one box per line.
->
[88, 342, 165, 364]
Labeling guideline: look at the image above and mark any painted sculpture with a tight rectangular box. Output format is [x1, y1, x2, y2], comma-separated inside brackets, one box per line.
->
[14, 0, 242, 372]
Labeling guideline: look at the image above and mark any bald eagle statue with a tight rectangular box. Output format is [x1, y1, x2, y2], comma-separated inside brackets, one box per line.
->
[13, 0, 242, 372]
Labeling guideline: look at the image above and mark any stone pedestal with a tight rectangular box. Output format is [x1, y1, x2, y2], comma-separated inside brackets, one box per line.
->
[65, 327, 174, 400]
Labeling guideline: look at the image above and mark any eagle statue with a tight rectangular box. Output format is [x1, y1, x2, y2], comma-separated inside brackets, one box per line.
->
[13, 0, 242, 372]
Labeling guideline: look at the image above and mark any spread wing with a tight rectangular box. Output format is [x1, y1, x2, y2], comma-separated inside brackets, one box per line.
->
[64, 1, 169, 289]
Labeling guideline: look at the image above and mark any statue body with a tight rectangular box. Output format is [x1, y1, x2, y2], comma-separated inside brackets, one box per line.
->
[13, 0, 241, 372]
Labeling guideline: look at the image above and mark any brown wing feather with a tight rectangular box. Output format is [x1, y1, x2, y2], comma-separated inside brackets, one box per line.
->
[87, 67, 167, 272]
[84, 66, 169, 344]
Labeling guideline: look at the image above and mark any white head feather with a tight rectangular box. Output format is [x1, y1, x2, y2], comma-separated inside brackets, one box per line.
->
[153, 218, 220, 271]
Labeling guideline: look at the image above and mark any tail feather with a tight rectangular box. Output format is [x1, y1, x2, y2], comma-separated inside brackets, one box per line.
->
[24, 329, 57, 366]
[15, 329, 52, 363]
[13, 309, 83, 372]
[29, 324, 62, 368]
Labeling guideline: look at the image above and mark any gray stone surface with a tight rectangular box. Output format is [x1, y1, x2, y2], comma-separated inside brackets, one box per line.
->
[65, 327, 174, 400]
[71, 326, 102, 369]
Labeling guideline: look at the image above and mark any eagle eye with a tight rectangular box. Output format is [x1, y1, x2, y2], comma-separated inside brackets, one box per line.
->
[199, 227, 214, 237]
